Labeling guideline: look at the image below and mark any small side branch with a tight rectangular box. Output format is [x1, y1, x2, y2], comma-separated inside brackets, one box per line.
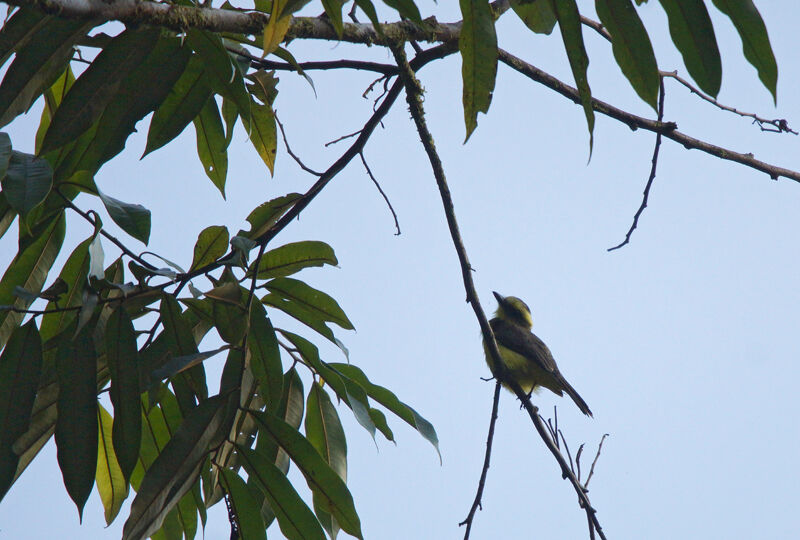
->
[359, 151, 401, 235]
[608, 78, 666, 251]
[459, 381, 502, 538]
[498, 49, 800, 183]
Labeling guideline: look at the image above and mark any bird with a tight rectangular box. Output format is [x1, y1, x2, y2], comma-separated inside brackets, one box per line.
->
[485, 291, 592, 417]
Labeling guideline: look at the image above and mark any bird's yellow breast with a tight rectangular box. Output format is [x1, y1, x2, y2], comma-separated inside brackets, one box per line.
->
[483, 341, 562, 395]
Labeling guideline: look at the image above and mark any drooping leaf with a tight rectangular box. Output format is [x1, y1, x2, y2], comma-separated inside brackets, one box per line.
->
[186, 30, 250, 120]
[150, 346, 228, 383]
[123, 393, 231, 540]
[193, 96, 228, 197]
[238, 445, 326, 540]
[1, 150, 52, 216]
[279, 332, 375, 440]
[658, 0, 722, 97]
[711, 0, 777, 102]
[0, 213, 65, 348]
[511, 0, 557, 34]
[248, 303, 283, 412]
[249, 410, 363, 539]
[39, 27, 160, 154]
[87, 234, 104, 280]
[38, 236, 90, 343]
[54, 35, 191, 180]
[35, 64, 75, 156]
[144, 55, 212, 157]
[330, 363, 441, 461]
[206, 281, 247, 345]
[0, 18, 92, 128]
[190, 225, 229, 271]
[382, 0, 423, 23]
[97, 190, 152, 245]
[96, 403, 129, 524]
[0, 8, 50, 66]
[0, 321, 42, 501]
[459, 0, 498, 141]
[219, 470, 267, 540]
[596, 0, 659, 110]
[305, 383, 347, 481]
[552, 0, 595, 152]
[256, 241, 338, 279]
[368, 407, 394, 442]
[0, 132, 12, 178]
[105, 307, 142, 482]
[241, 97, 277, 174]
[55, 327, 98, 519]
[321, 0, 345, 37]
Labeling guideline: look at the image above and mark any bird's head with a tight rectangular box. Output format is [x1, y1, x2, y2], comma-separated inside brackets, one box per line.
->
[492, 291, 533, 329]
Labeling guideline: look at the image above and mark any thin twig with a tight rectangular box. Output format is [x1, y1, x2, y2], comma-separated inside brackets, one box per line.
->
[325, 129, 363, 147]
[391, 44, 607, 540]
[498, 48, 800, 182]
[661, 70, 797, 134]
[359, 151, 400, 235]
[460, 381, 502, 539]
[608, 77, 666, 251]
[275, 112, 323, 176]
[584, 434, 609, 489]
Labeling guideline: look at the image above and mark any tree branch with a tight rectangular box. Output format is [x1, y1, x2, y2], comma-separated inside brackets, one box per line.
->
[390, 44, 607, 540]
[498, 48, 800, 183]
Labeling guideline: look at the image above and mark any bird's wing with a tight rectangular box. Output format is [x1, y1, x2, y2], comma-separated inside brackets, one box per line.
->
[490, 318, 559, 374]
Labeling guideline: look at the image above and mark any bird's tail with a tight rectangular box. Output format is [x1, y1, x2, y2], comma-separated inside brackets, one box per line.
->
[562, 379, 593, 417]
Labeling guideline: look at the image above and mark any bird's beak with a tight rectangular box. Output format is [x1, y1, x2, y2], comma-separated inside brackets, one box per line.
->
[492, 291, 504, 304]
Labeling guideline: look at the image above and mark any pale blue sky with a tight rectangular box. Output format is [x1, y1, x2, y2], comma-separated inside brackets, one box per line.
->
[1, 2, 799, 539]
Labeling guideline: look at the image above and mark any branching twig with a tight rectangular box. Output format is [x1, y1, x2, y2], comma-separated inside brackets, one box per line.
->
[661, 70, 797, 134]
[359, 151, 400, 235]
[460, 381, 501, 539]
[391, 44, 607, 540]
[275, 112, 323, 176]
[608, 78, 666, 251]
[498, 48, 800, 183]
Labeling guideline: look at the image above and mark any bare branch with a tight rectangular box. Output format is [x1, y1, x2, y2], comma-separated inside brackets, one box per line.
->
[498, 49, 800, 183]
[359, 151, 401, 235]
[608, 78, 667, 251]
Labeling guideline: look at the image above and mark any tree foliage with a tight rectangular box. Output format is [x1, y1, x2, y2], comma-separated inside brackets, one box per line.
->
[0, 0, 789, 538]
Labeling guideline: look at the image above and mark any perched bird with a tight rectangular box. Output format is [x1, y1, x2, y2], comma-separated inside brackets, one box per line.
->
[485, 292, 592, 417]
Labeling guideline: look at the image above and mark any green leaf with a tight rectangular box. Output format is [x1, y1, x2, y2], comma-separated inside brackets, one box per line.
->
[0, 18, 92, 128]
[596, 0, 659, 110]
[306, 383, 347, 481]
[0, 132, 11, 178]
[241, 98, 277, 174]
[279, 332, 375, 440]
[150, 346, 228, 382]
[255, 240, 338, 279]
[0, 321, 42, 501]
[191, 225, 229, 270]
[658, 0, 722, 96]
[193, 97, 228, 197]
[0, 213, 65, 348]
[206, 281, 247, 345]
[511, 0, 557, 34]
[238, 445, 326, 540]
[459, 0, 498, 141]
[39, 236, 90, 344]
[552, 0, 595, 152]
[144, 55, 212, 157]
[248, 303, 284, 412]
[39, 28, 160, 154]
[321, 0, 345, 37]
[219, 470, 267, 540]
[97, 190, 151, 245]
[1, 150, 52, 216]
[368, 407, 394, 442]
[54, 35, 191, 180]
[263, 277, 354, 339]
[240, 193, 302, 240]
[382, 0, 423, 24]
[249, 410, 363, 539]
[353, 0, 384, 35]
[55, 327, 98, 519]
[186, 30, 250, 120]
[0, 8, 50, 66]
[711, 0, 777, 102]
[35, 64, 75, 156]
[105, 307, 143, 482]
[123, 393, 231, 540]
[96, 403, 129, 524]
[330, 363, 441, 461]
